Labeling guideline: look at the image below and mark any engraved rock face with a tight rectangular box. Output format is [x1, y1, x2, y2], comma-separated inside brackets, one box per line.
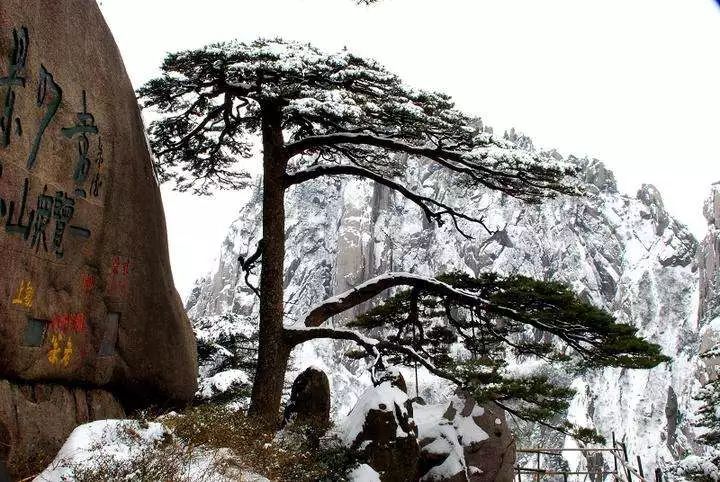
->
[0, 1, 197, 476]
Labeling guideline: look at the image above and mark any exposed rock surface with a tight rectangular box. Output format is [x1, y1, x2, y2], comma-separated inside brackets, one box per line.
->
[0, 379, 124, 474]
[283, 366, 331, 428]
[699, 184, 720, 322]
[189, 128, 701, 476]
[692, 183, 720, 459]
[0, 1, 196, 476]
[456, 399, 514, 482]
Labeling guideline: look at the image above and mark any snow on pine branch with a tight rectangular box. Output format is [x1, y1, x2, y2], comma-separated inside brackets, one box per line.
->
[140, 38, 579, 198]
[300, 272, 497, 328]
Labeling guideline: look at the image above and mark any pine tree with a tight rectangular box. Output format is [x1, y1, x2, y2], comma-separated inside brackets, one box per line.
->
[194, 313, 258, 404]
[139, 39, 664, 424]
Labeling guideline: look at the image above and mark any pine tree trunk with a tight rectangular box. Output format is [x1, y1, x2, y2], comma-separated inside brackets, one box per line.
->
[248, 103, 291, 421]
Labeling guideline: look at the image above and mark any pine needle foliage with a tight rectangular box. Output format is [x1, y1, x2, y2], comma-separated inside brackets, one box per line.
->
[138, 38, 578, 199]
[674, 344, 720, 481]
[695, 345, 720, 447]
[350, 271, 669, 443]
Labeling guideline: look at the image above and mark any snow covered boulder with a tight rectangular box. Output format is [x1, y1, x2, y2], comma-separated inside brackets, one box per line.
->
[338, 371, 419, 482]
[283, 366, 331, 429]
[416, 392, 515, 482]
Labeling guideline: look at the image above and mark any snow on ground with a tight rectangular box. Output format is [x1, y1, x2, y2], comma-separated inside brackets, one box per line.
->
[349, 463, 382, 482]
[35, 420, 268, 482]
[198, 369, 250, 399]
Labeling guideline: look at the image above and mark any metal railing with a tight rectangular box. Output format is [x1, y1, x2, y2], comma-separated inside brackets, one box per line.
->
[514, 432, 663, 482]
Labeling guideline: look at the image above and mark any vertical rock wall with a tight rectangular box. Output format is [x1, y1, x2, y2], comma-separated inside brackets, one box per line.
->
[699, 184, 720, 322]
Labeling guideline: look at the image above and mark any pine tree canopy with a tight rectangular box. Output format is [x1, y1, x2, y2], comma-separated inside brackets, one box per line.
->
[341, 271, 669, 442]
[139, 38, 578, 204]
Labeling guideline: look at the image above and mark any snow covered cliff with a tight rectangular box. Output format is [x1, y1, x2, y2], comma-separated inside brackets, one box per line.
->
[187, 128, 705, 475]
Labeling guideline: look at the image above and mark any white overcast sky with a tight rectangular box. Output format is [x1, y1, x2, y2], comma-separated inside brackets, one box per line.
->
[99, 0, 720, 298]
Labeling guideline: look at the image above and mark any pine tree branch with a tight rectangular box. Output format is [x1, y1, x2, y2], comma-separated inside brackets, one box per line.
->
[286, 132, 474, 170]
[491, 399, 575, 438]
[155, 104, 224, 156]
[301, 272, 498, 327]
[284, 131, 575, 201]
[238, 239, 264, 297]
[302, 271, 667, 369]
[283, 326, 463, 385]
[285, 164, 492, 238]
[284, 326, 380, 349]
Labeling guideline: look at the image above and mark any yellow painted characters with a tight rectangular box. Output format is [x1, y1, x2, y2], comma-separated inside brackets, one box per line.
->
[11, 280, 35, 308]
[46, 313, 85, 368]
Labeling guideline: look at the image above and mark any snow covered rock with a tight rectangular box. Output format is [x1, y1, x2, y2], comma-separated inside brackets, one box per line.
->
[338, 372, 419, 482]
[416, 392, 514, 482]
[673, 453, 720, 481]
[350, 463, 382, 482]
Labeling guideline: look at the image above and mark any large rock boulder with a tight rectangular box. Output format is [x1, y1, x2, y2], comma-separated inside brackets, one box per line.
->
[416, 392, 515, 482]
[0, 0, 197, 476]
[338, 370, 419, 482]
[283, 366, 331, 428]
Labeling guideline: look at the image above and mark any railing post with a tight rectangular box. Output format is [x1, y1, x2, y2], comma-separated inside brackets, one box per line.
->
[637, 456, 644, 478]
[536, 451, 541, 482]
[621, 443, 632, 482]
[612, 432, 619, 476]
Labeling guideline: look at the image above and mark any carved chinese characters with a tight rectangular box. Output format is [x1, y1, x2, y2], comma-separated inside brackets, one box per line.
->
[0, 27, 28, 149]
[0, 2, 197, 475]
[0, 25, 108, 374]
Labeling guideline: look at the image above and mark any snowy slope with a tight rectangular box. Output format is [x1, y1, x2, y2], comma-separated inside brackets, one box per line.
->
[187, 128, 704, 475]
